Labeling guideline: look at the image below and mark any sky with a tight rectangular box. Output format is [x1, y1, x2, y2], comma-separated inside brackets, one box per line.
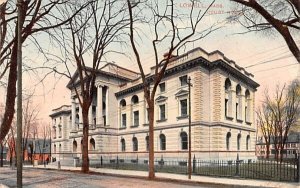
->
[0, 0, 299, 125]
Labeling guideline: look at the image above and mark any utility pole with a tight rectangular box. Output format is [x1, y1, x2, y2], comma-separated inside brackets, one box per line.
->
[16, 0, 23, 187]
[188, 77, 192, 179]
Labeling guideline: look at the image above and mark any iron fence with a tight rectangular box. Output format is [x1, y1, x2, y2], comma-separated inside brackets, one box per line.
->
[79, 155, 299, 182]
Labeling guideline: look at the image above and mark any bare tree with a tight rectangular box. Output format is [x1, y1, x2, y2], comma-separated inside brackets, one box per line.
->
[127, 0, 220, 179]
[258, 82, 300, 161]
[60, 0, 129, 173]
[0, 0, 87, 143]
[257, 102, 275, 159]
[22, 95, 39, 161]
[230, 0, 300, 63]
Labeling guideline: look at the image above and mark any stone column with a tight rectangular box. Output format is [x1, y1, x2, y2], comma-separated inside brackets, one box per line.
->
[78, 100, 82, 129]
[105, 87, 109, 126]
[97, 85, 103, 126]
[228, 90, 233, 118]
[240, 95, 245, 121]
[88, 105, 93, 127]
[71, 97, 76, 130]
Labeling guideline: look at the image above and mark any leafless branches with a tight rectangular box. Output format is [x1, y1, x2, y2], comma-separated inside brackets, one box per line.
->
[230, 0, 300, 63]
[257, 81, 300, 161]
[127, 0, 219, 179]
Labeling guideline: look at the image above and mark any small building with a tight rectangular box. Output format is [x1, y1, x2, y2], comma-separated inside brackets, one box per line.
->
[6, 138, 51, 163]
[256, 132, 300, 159]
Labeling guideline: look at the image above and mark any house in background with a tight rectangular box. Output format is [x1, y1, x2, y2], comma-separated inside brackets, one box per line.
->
[50, 47, 259, 162]
[6, 138, 51, 164]
[256, 132, 300, 159]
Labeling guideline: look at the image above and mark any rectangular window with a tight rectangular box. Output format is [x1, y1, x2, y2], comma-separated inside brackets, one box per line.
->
[179, 75, 188, 86]
[122, 114, 126, 127]
[236, 103, 238, 119]
[159, 82, 166, 93]
[159, 104, 166, 120]
[225, 99, 228, 117]
[245, 106, 247, 122]
[133, 111, 139, 126]
[180, 99, 188, 116]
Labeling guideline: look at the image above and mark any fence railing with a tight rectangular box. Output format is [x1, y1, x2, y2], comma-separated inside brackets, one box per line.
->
[67, 155, 300, 182]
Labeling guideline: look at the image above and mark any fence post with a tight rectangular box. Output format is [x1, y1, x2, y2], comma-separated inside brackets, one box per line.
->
[297, 156, 300, 182]
[116, 155, 119, 169]
[193, 155, 196, 173]
[160, 155, 164, 168]
[100, 156, 103, 167]
[235, 154, 240, 176]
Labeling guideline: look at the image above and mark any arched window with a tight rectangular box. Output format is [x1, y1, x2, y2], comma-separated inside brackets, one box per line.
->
[237, 133, 241, 150]
[121, 138, 126, 152]
[226, 132, 231, 150]
[225, 78, 232, 118]
[81, 139, 83, 152]
[246, 135, 250, 150]
[120, 99, 126, 107]
[90, 138, 95, 150]
[145, 136, 149, 151]
[180, 132, 188, 150]
[236, 84, 242, 120]
[159, 134, 166, 150]
[131, 95, 139, 104]
[73, 141, 77, 152]
[245, 89, 250, 122]
[59, 144, 62, 153]
[132, 137, 138, 151]
[54, 144, 57, 153]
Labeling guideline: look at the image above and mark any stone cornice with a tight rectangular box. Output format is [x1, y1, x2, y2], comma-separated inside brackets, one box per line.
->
[49, 110, 71, 118]
[115, 57, 259, 97]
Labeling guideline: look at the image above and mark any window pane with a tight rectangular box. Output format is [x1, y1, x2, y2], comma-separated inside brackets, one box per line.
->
[181, 132, 188, 150]
[122, 114, 126, 127]
[180, 75, 188, 86]
[160, 104, 165, 120]
[160, 134, 166, 150]
[134, 111, 139, 126]
[180, 99, 187, 116]
[159, 82, 166, 93]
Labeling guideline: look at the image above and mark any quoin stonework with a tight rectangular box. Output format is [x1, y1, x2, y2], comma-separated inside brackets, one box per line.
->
[50, 47, 259, 163]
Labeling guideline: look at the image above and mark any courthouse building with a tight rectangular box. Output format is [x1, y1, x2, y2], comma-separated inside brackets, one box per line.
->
[50, 47, 259, 162]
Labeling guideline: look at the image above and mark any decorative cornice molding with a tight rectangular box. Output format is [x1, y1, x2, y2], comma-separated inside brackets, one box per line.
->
[115, 57, 259, 97]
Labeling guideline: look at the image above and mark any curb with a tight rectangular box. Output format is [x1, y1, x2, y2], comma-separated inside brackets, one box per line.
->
[24, 166, 271, 188]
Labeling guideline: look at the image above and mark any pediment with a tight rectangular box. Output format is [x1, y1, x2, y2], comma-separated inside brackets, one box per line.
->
[155, 95, 168, 102]
[175, 89, 188, 97]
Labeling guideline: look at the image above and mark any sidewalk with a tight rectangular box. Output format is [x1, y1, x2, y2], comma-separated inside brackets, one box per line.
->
[25, 164, 299, 188]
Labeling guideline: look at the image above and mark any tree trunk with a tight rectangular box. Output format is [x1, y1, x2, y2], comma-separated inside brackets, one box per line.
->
[81, 105, 89, 173]
[266, 143, 270, 159]
[0, 43, 17, 143]
[0, 142, 3, 167]
[148, 100, 155, 179]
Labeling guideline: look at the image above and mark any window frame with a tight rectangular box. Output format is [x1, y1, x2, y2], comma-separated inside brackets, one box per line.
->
[180, 132, 188, 150]
[121, 113, 127, 128]
[179, 75, 188, 87]
[133, 110, 139, 126]
[132, 137, 138, 151]
[159, 82, 166, 93]
[159, 134, 166, 151]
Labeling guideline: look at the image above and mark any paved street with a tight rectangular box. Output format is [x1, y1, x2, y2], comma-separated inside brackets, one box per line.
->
[0, 167, 219, 188]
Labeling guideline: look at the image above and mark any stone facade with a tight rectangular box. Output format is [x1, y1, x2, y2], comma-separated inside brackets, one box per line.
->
[50, 47, 259, 161]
